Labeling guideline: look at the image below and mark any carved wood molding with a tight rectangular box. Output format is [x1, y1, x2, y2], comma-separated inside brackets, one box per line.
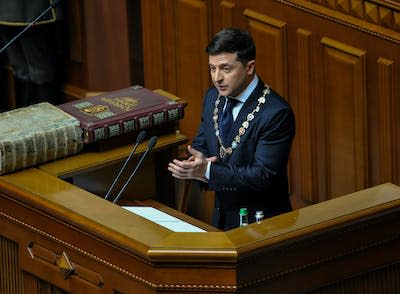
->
[273, 0, 400, 43]
[296, 28, 318, 203]
[308, 0, 400, 31]
[0, 210, 238, 292]
[378, 58, 397, 183]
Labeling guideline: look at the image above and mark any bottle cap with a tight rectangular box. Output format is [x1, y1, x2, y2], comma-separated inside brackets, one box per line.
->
[239, 208, 248, 216]
[255, 210, 264, 218]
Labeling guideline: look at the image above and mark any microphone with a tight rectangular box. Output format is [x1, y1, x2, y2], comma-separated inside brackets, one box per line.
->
[112, 136, 158, 204]
[104, 130, 147, 201]
[0, 0, 64, 54]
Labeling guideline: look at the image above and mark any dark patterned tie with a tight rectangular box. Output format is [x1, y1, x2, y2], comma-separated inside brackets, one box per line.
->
[219, 97, 239, 146]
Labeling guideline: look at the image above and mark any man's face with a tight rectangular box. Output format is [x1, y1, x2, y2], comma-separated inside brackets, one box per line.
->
[208, 52, 255, 97]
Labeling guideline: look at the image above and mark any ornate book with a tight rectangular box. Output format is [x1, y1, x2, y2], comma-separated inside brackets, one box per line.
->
[58, 85, 184, 144]
[0, 102, 83, 175]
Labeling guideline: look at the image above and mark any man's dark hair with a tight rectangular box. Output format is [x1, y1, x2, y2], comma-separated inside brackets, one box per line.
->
[206, 28, 256, 64]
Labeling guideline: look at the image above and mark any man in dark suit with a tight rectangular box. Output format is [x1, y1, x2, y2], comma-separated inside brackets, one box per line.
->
[168, 28, 295, 230]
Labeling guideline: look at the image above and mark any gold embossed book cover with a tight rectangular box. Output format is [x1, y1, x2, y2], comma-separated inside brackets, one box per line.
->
[58, 85, 184, 144]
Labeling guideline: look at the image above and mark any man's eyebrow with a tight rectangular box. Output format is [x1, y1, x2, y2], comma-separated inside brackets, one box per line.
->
[209, 63, 232, 67]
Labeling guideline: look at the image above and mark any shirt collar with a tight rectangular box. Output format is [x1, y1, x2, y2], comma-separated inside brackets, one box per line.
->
[231, 75, 259, 104]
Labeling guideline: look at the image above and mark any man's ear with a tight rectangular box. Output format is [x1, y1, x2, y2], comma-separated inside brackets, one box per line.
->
[247, 60, 256, 75]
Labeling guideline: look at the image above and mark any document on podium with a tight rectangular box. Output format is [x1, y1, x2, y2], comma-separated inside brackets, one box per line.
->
[122, 206, 206, 232]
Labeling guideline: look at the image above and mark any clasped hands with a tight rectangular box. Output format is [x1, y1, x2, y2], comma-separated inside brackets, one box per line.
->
[168, 145, 217, 182]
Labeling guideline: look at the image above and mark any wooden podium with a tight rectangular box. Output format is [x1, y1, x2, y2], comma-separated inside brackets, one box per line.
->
[1, 131, 400, 293]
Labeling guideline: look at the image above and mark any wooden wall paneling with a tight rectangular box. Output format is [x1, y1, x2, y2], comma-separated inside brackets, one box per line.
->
[321, 37, 368, 199]
[395, 62, 400, 187]
[173, 0, 211, 139]
[142, 0, 211, 140]
[212, 1, 236, 32]
[377, 57, 397, 184]
[66, 0, 87, 88]
[296, 28, 318, 204]
[66, 0, 133, 91]
[139, 0, 400, 208]
[220, 1, 235, 28]
[83, 0, 131, 91]
[243, 9, 288, 98]
[141, 0, 165, 90]
[159, 0, 178, 95]
[126, 0, 144, 86]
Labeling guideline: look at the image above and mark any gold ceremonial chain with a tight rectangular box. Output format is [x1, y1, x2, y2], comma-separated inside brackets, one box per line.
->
[213, 85, 270, 158]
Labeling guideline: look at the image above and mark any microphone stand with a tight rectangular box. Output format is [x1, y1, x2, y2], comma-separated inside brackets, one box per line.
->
[104, 130, 146, 201]
[112, 136, 158, 204]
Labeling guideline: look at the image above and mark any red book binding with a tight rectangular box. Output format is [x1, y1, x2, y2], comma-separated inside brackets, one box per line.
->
[58, 85, 184, 144]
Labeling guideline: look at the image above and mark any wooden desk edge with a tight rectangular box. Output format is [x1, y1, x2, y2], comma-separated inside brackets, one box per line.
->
[2, 167, 399, 263]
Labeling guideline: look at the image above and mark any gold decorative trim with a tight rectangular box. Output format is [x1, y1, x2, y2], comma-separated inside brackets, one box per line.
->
[0, 0, 57, 27]
[213, 85, 270, 159]
[0, 210, 237, 291]
[0, 19, 56, 26]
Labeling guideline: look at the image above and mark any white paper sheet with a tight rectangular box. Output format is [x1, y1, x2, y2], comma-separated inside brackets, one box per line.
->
[122, 206, 206, 232]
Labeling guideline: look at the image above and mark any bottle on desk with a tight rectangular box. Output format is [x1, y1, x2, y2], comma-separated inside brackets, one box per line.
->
[255, 210, 264, 224]
[239, 208, 249, 227]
